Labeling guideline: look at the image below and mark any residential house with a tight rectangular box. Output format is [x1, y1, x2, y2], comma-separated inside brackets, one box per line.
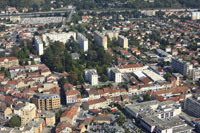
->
[0, 57, 19, 68]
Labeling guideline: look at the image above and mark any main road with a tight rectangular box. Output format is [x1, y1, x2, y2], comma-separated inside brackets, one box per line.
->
[0, 7, 74, 18]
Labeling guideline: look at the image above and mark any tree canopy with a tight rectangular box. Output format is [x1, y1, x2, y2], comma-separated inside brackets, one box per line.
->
[41, 38, 113, 85]
[7, 116, 21, 128]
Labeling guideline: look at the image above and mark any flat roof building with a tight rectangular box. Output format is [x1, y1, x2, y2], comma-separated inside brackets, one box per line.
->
[32, 93, 60, 111]
[125, 100, 193, 132]
[107, 67, 122, 83]
[84, 69, 98, 86]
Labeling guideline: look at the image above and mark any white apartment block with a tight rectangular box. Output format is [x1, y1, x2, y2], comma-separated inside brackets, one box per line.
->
[190, 68, 200, 81]
[107, 67, 122, 83]
[118, 35, 128, 49]
[34, 36, 44, 56]
[103, 30, 119, 40]
[94, 31, 107, 50]
[191, 12, 200, 20]
[84, 69, 98, 85]
[77, 33, 88, 52]
[42, 32, 76, 46]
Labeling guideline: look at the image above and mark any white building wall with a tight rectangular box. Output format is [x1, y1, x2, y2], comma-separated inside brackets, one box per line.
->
[42, 32, 76, 46]
[192, 12, 200, 20]
[77, 33, 88, 52]
[35, 36, 44, 55]
[85, 69, 98, 85]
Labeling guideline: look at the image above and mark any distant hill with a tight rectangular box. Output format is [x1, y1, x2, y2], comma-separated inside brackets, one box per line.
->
[0, 0, 199, 11]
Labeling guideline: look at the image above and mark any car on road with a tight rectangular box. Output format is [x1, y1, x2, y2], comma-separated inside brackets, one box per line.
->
[132, 119, 136, 124]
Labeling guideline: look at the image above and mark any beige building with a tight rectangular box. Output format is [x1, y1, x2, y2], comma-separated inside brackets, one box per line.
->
[32, 93, 60, 110]
[103, 30, 119, 40]
[16, 102, 37, 126]
[28, 118, 45, 133]
[0, 103, 12, 120]
[191, 12, 200, 20]
[0, 57, 19, 68]
[82, 97, 108, 110]
[38, 110, 55, 127]
[118, 35, 128, 49]
[9, 16, 21, 22]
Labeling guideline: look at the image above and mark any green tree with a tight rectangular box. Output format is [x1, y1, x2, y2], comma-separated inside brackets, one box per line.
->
[164, 72, 172, 80]
[8, 116, 21, 128]
[58, 77, 68, 87]
[143, 94, 151, 101]
[68, 73, 78, 85]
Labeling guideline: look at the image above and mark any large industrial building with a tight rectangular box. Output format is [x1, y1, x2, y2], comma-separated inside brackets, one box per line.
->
[125, 100, 193, 132]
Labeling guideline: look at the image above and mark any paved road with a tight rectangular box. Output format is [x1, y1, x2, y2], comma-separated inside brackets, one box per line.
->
[0, 8, 73, 18]
[66, 8, 75, 23]
[120, 109, 145, 133]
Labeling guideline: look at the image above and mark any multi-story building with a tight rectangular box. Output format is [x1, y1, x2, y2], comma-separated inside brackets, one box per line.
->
[84, 69, 98, 85]
[118, 35, 128, 49]
[82, 97, 108, 110]
[42, 32, 76, 46]
[103, 30, 119, 40]
[94, 31, 107, 50]
[190, 68, 200, 81]
[35, 36, 44, 56]
[28, 118, 45, 133]
[185, 94, 200, 118]
[77, 33, 88, 52]
[171, 58, 193, 76]
[38, 110, 55, 127]
[65, 89, 81, 105]
[107, 67, 122, 83]
[18, 102, 37, 126]
[0, 57, 19, 68]
[191, 12, 200, 20]
[32, 93, 60, 110]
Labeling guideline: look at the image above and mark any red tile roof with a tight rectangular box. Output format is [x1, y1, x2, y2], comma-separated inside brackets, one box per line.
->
[0, 57, 18, 62]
